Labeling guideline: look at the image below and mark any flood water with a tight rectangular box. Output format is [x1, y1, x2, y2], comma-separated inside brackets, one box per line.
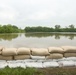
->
[0, 32, 76, 48]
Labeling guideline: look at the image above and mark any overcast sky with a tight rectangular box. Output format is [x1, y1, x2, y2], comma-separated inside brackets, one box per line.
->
[0, 0, 76, 29]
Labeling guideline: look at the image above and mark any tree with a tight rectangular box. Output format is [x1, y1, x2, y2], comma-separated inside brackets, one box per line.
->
[69, 24, 74, 29]
[55, 25, 61, 29]
[0, 24, 23, 33]
[54, 25, 61, 32]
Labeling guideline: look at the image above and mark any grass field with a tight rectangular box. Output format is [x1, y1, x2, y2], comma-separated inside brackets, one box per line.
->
[0, 67, 76, 75]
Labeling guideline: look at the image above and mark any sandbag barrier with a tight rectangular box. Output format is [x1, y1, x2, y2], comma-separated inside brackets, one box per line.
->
[0, 46, 76, 60]
[0, 57, 76, 68]
[0, 46, 76, 68]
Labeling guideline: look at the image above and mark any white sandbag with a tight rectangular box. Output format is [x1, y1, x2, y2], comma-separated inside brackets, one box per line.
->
[14, 55, 31, 60]
[61, 46, 76, 52]
[20, 63, 26, 68]
[25, 62, 43, 68]
[46, 53, 63, 59]
[74, 62, 76, 66]
[0, 55, 13, 60]
[24, 59, 37, 62]
[52, 58, 66, 62]
[31, 48, 50, 56]
[8, 63, 18, 68]
[2, 48, 17, 56]
[0, 60, 6, 62]
[44, 59, 53, 62]
[48, 47, 64, 53]
[16, 59, 36, 63]
[43, 61, 59, 68]
[64, 53, 76, 57]
[17, 47, 30, 55]
[31, 55, 45, 60]
[7, 60, 17, 63]
[65, 57, 76, 61]
[8, 62, 26, 68]
[37, 59, 49, 62]
[58, 61, 75, 67]
[0, 62, 7, 69]
[16, 60, 25, 63]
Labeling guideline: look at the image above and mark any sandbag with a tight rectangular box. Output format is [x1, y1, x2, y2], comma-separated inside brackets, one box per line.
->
[74, 62, 76, 66]
[0, 51, 2, 55]
[14, 55, 31, 60]
[31, 55, 45, 60]
[61, 46, 76, 53]
[2, 48, 17, 56]
[8, 62, 26, 68]
[43, 61, 59, 68]
[65, 57, 76, 61]
[31, 48, 50, 56]
[37, 59, 48, 62]
[17, 47, 30, 55]
[0, 46, 4, 51]
[52, 58, 66, 62]
[0, 60, 6, 62]
[58, 61, 75, 67]
[64, 53, 76, 57]
[25, 62, 43, 68]
[7, 60, 17, 63]
[0, 55, 13, 60]
[8, 63, 18, 68]
[16, 60, 25, 63]
[24, 59, 38, 62]
[46, 53, 63, 59]
[0, 62, 7, 69]
[48, 47, 64, 53]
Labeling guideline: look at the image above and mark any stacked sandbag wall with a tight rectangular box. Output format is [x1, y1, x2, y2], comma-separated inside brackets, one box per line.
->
[14, 47, 31, 60]
[61, 46, 76, 57]
[0, 46, 76, 60]
[1, 48, 16, 60]
[46, 47, 64, 59]
[0, 46, 76, 68]
[30, 48, 49, 60]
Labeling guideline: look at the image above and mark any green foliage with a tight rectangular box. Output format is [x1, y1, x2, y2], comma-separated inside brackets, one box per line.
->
[0, 24, 23, 33]
[0, 67, 41, 75]
[25, 26, 55, 32]
[24, 24, 76, 32]
[0, 67, 76, 75]
[0, 24, 76, 33]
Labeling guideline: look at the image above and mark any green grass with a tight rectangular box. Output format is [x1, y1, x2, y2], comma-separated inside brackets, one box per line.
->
[0, 67, 76, 75]
[0, 67, 42, 75]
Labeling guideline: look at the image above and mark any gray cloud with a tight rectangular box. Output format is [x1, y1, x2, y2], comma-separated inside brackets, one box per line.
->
[0, 0, 76, 28]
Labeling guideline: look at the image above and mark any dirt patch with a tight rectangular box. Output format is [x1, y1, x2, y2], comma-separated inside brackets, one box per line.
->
[36, 67, 76, 75]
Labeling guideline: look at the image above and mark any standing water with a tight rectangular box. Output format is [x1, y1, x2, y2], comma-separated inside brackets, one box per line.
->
[0, 32, 76, 48]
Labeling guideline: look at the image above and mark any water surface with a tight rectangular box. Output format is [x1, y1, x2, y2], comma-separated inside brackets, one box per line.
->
[0, 32, 76, 48]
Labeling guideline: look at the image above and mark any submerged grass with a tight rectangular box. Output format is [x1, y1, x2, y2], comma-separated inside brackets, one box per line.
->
[0, 67, 76, 75]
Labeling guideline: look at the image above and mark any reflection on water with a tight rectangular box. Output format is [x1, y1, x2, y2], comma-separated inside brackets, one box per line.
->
[25, 32, 76, 40]
[0, 32, 76, 48]
[0, 33, 19, 41]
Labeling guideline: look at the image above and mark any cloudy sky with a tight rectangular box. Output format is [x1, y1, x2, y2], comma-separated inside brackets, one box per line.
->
[0, 0, 76, 29]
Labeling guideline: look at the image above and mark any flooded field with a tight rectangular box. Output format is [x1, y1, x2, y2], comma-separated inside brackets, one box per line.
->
[0, 32, 76, 48]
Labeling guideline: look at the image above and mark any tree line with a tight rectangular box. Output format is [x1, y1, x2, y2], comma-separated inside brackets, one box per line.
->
[24, 24, 76, 32]
[0, 24, 76, 33]
[0, 24, 23, 33]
